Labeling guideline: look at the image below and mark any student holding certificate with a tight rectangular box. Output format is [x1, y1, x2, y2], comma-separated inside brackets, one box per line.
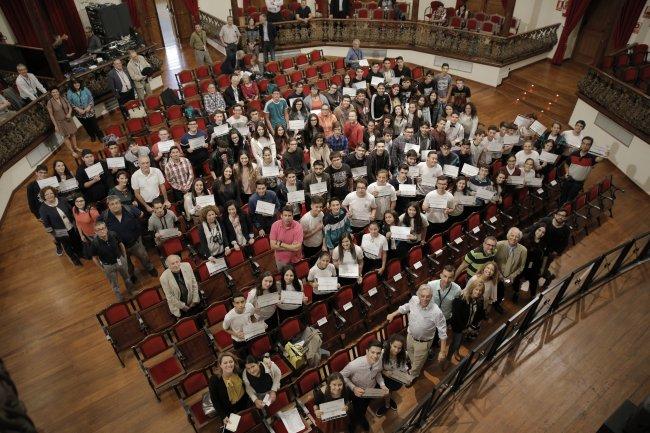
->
[247, 272, 279, 328]
[242, 355, 281, 409]
[361, 222, 389, 274]
[209, 352, 251, 427]
[397, 202, 429, 257]
[421, 177, 454, 239]
[314, 372, 352, 433]
[276, 265, 308, 321]
[331, 234, 364, 285]
[377, 334, 411, 416]
[380, 211, 401, 261]
[257, 147, 283, 193]
[197, 205, 231, 261]
[248, 180, 281, 236]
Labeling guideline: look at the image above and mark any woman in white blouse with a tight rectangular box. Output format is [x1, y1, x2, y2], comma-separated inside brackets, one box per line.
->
[250, 123, 276, 164]
[458, 102, 478, 140]
[247, 271, 279, 328]
[331, 233, 364, 285]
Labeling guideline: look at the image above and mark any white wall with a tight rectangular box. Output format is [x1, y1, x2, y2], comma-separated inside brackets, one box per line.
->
[569, 98, 650, 193]
[0, 8, 15, 44]
[198, 0, 233, 20]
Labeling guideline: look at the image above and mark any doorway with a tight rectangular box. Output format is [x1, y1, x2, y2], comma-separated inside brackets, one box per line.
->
[155, 0, 178, 47]
[572, 0, 624, 65]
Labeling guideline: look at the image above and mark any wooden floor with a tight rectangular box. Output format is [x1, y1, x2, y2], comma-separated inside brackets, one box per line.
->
[0, 44, 648, 433]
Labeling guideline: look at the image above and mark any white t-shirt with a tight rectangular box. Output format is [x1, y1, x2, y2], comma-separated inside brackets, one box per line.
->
[131, 168, 165, 203]
[417, 162, 442, 195]
[515, 150, 540, 169]
[223, 302, 255, 342]
[300, 211, 324, 248]
[342, 192, 377, 227]
[367, 182, 397, 221]
[307, 263, 337, 281]
[562, 130, 584, 148]
[361, 233, 388, 260]
[331, 245, 363, 267]
[423, 190, 454, 223]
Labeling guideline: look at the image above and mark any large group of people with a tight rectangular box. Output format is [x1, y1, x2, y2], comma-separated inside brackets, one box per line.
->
[23, 26, 607, 431]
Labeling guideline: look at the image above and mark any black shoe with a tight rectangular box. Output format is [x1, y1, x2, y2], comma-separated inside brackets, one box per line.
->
[147, 268, 158, 277]
[375, 405, 389, 417]
[512, 292, 519, 304]
[389, 398, 397, 411]
[360, 417, 370, 431]
[55, 244, 64, 256]
[494, 304, 505, 314]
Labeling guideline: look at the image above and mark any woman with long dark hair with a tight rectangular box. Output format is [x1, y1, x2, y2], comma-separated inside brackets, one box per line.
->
[377, 334, 410, 416]
[313, 372, 352, 433]
[331, 233, 364, 285]
[234, 153, 258, 203]
[449, 280, 486, 361]
[397, 201, 428, 257]
[247, 271, 279, 328]
[67, 79, 104, 142]
[276, 264, 308, 322]
[520, 222, 548, 298]
[213, 165, 241, 207]
[52, 159, 79, 203]
[183, 178, 210, 223]
[301, 113, 323, 149]
[39, 186, 83, 266]
[71, 194, 99, 259]
[222, 200, 255, 253]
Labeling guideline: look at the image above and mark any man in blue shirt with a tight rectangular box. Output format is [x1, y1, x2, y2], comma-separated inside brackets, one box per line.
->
[345, 39, 364, 68]
[248, 180, 281, 236]
[264, 89, 289, 130]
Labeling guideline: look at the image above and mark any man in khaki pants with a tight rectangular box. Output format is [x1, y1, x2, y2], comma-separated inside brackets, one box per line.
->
[386, 284, 448, 378]
[189, 24, 213, 66]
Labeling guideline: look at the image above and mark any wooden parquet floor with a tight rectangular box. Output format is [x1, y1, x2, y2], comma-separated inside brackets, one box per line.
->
[0, 45, 648, 433]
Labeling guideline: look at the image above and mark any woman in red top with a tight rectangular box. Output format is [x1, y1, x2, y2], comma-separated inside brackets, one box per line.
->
[240, 73, 259, 101]
[72, 194, 100, 256]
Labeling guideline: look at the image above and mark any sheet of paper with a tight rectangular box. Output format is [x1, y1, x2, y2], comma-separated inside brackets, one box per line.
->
[539, 150, 558, 163]
[320, 398, 346, 421]
[588, 142, 610, 157]
[456, 194, 477, 206]
[310, 109, 321, 116]
[317, 276, 338, 292]
[527, 177, 543, 187]
[316, 316, 328, 326]
[389, 76, 401, 86]
[288, 119, 305, 131]
[428, 195, 449, 209]
[278, 407, 306, 433]
[384, 370, 413, 385]
[487, 141, 502, 152]
[420, 176, 437, 187]
[243, 322, 267, 340]
[404, 143, 420, 154]
[407, 166, 419, 178]
[287, 190, 305, 203]
[339, 263, 359, 278]
[256, 200, 276, 216]
[188, 136, 206, 150]
[391, 226, 411, 241]
[513, 115, 528, 127]
[281, 290, 304, 305]
[57, 178, 79, 192]
[106, 157, 125, 169]
[195, 195, 215, 207]
[507, 176, 524, 185]
[225, 413, 241, 432]
[158, 228, 180, 239]
[362, 239, 381, 257]
[212, 123, 230, 137]
[85, 162, 104, 178]
[262, 164, 280, 177]
[206, 257, 227, 275]
[377, 185, 393, 197]
[502, 134, 520, 145]
[236, 126, 250, 137]
[461, 164, 479, 177]
[309, 181, 328, 195]
[530, 120, 547, 136]
[358, 59, 369, 67]
[342, 87, 357, 97]
[351, 166, 367, 179]
[37, 176, 59, 189]
[361, 387, 385, 398]
[353, 81, 367, 90]
[475, 188, 495, 201]
[256, 292, 280, 308]
[157, 140, 174, 153]
[399, 183, 416, 197]
[443, 165, 459, 178]
[263, 393, 272, 406]
[370, 76, 383, 87]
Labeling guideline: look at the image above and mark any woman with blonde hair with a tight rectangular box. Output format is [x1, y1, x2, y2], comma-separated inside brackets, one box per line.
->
[466, 261, 499, 310]
[449, 279, 486, 361]
[208, 351, 250, 427]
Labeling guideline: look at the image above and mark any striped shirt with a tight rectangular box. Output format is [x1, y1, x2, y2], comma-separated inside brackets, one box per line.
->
[567, 150, 597, 182]
[464, 246, 496, 277]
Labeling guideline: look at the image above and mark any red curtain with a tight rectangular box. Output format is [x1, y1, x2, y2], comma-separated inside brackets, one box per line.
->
[123, 0, 140, 27]
[0, 0, 39, 47]
[41, 0, 86, 56]
[183, 0, 200, 24]
[551, 0, 593, 65]
[611, 0, 645, 50]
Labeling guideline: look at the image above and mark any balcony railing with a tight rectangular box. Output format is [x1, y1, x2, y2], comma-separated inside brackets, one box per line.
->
[395, 231, 650, 433]
[200, 13, 559, 67]
[0, 46, 161, 173]
[577, 67, 650, 142]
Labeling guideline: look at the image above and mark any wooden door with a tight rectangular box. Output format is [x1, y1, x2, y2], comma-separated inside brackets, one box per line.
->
[573, 0, 623, 65]
[138, 0, 165, 48]
[169, 0, 193, 43]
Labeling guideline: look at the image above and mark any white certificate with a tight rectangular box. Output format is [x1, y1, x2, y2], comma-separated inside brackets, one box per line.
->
[157, 140, 174, 153]
[85, 162, 104, 178]
[158, 228, 181, 239]
[408, 166, 419, 178]
[256, 292, 280, 308]
[206, 257, 227, 275]
[262, 164, 280, 177]
[289, 119, 305, 131]
[502, 134, 520, 146]
[588, 142, 610, 157]
[256, 200, 276, 216]
[527, 177, 543, 187]
[384, 370, 413, 385]
[428, 195, 449, 209]
[339, 263, 359, 278]
[358, 59, 369, 67]
[37, 176, 59, 189]
[370, 76, 384, 87]
[456, 195, 477, 206]
[195, 195, 216, 207]
[353, 81, 367, 90]
[539, 150, 559, 163]
[391, 226, 411, 241]
[404, 143, 420, 154]
[514, 115, 528, 127]
[487, 141, 502, 152]
[461, 164, 479, 177]
[277, 407, 306, 433]
[106, 157, 125, 169]
[420, 176, 437, 187]
[243, 322, 267, 340]
[317, 277, 338, 292]
[389, 77, 401, 86]
[57, 178, 79, 192]
[188, 136, 206, 150]
[377, 185, 393, 197]
[507, 176, 524, 185]
[212, 123, 230, 137]
[280, 290, 304, 305]
[342, 87, 356, 97]
[310, 109, 321, 116]
[475, 189, 494, 201]
[287, 190, 305, 203]
[236, 126, 250, 137]
[320, 398, 346, 421]
[361, 239, 381, 257]
[309, 181, 328, 195]
[443, 165, 459, 178]
[351, 166, 367, 179]
[225, 413, 241, 432]
[361, 387, 385, 398]
[399, 183, 416, 196]
[530, 120, 547, 136]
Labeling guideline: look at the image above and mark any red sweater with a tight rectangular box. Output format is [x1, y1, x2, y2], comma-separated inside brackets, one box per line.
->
[344, 121, 365, 150]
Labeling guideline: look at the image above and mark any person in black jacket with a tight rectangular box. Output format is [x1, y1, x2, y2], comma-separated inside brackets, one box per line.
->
[223, 75, 245, 109]
[223, 201, 255, 255]
[536, 209, 570, 280]
[448, 280, 486, 361]
[39, 186, 83, 265]
[366, 141, 390, 183]
[258, 14, 277, 63]
[520, 222, 548, 298]
[76, 149, 110, 207]
[370, 82, 392, 121]
[282, 139, 307, 180]
[209, 351, 250, 427]
[197, 205, 231, 261]
[330, 0, 351, 18]
[27, 164, 49, 219]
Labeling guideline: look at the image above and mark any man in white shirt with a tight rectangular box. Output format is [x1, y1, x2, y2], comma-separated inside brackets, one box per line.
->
[223, 291, 260, 352]
[417, 151, 443, 196]
[421, 176, 454, 238]
[265, 0, 283, 22]
[561, 120, 586, 151]
[219, 15, 241, 71]
[367, 169, 396, 221]
[386, 285, 448, 378]
[342, 178, 377, 228]
[445, 113, 465, 146]
[131, 155, 170, 213]
[15, 63, 46, 103]
[300, 196, 326, 261]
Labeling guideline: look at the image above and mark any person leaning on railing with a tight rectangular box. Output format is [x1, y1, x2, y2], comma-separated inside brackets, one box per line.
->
[15, 63, 46, 105]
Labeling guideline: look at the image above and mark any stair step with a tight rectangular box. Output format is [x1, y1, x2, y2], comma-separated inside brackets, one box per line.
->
[500, 76, 575, 111]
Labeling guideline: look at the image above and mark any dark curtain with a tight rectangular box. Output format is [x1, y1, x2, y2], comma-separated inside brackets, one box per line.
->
[611, 0, 645, 50]
[501, 0, 509, 11]
[123, 0, 140, 27]
[41, 0, 87, 56]
[551, 0, 593, 65]
[0, 0, 38, 47]
[183, 0, 200, 24]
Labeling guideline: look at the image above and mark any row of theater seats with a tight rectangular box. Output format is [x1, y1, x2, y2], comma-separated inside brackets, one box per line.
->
[96, 167, 621, 431]
[600, 44, 649, 92]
